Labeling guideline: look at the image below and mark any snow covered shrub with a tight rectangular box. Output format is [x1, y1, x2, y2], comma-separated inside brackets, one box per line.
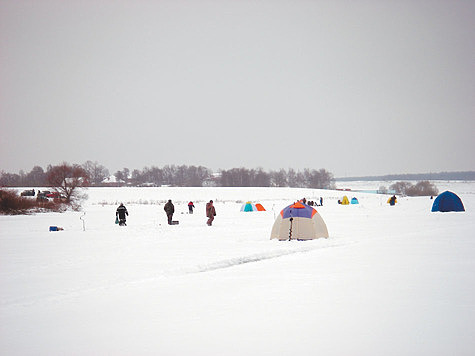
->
[405, 181, 439, 196]
[390, 181, 438, 196]
[390, 181, 413, 195]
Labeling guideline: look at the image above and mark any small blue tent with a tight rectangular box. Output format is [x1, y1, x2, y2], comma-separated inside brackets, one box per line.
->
[351, 197, 359, 204]
[431, 191, 465, 212]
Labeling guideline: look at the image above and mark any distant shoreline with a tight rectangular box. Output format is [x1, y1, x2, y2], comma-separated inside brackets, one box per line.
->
[335, 171, 475, 182]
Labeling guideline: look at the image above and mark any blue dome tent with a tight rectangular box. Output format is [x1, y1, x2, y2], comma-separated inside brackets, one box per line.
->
[431, 191, 465, 212]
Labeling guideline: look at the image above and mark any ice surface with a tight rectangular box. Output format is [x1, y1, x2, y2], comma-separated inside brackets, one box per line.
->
[1, 184, 474, 355]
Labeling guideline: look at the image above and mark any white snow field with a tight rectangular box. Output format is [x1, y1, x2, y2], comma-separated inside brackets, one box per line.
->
[1, 183, 474, 356]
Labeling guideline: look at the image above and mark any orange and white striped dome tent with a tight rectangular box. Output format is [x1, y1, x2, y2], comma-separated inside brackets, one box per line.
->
[270, 202, 328, 240]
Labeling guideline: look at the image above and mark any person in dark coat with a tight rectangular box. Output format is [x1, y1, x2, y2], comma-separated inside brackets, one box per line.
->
[116, 203, 128, 226]
[164, 199, 175, 225]
[389, 195, 397, 206]
[206, 200, 216, 226]
[188, 201, 195, 214]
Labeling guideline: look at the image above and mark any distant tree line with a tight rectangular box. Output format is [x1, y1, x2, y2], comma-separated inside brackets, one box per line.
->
[0, 161, 108, 187]
[0, 162, 336, 189]
[217, 168, 334, 189]
[125, 165, 212, 187]
[336, 171, 475, 181]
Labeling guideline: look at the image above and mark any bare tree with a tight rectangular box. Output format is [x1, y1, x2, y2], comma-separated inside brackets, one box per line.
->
[23, 166, 46, 186]
[121, 168, 130, 184]
[147, 166, 164, 186]
[270, 169, 287, 187]
[287, 169, 297, 187]
[252, 168, 271, 187]
[406, 181, 439, 196]
[0, 172, 21, 186]
[390, 181, 413, 195]
[162, 165, 176, 186]
[390, 181, 438, 196]
[114, 170, 125, 185]
[306, 168, 335, 189]
[47, 163, 89, 203]
[130, 169, 143, 186]
[114, 168, 130, 186]
[82, 161, 109, 185]
[219, 168, 252, 187]
[183, 165, 211, 186]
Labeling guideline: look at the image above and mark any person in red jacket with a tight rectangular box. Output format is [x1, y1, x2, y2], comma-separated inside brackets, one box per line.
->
[206, 200, 216, 226]
[188, 201, 195, 214]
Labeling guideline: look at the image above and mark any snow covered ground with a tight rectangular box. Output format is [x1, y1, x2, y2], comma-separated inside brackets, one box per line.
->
[1, 183, 474, 356]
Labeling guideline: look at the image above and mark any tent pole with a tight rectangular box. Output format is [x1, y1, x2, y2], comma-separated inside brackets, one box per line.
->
[80, 212, 86, 231]
[288, 217, 293, 241]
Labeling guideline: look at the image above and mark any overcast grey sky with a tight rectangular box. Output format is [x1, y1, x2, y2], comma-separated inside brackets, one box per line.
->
[1, 0, 474, 177]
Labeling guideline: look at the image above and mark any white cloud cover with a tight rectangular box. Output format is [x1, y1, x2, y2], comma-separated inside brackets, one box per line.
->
[1, 1, 474, 176]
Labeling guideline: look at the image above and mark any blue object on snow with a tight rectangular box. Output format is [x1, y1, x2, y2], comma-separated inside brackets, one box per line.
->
[431, 191, 465, 212]
[49, 226, 58, 231]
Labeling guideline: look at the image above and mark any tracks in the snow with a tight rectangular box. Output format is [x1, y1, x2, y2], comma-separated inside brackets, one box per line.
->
[1, 240, 352, 308]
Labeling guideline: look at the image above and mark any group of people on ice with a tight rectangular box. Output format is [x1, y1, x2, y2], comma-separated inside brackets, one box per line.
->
[301, 197, 324, 207]
[115, 200, 216, 227]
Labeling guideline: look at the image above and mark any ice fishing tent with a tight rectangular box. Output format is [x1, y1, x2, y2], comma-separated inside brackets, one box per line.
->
[255, 203, 265, 211]
[341, 196, 350, 205]
[240, 202, 266, 212]
[431, 191, 465, 212]
[351, 197, 359, 204]
[270, 202, 328, 240]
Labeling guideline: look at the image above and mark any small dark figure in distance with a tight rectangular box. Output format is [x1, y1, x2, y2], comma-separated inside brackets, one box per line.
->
[188, 201, 195, 214]
[164, 199, 175, 225]
[320, 197, 323, 206]
[206, 200, 216, 226]
[116, 203, 128, 226]
[389, 195, 397, 206]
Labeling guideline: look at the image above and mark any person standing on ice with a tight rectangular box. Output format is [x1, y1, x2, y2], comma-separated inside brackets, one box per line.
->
[206, 200, 216, 226]
[188, 201, 195, 214]
[389, 195, 397, 206]
[164, 199, 175, 225]
[116, 203, 128, 226]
